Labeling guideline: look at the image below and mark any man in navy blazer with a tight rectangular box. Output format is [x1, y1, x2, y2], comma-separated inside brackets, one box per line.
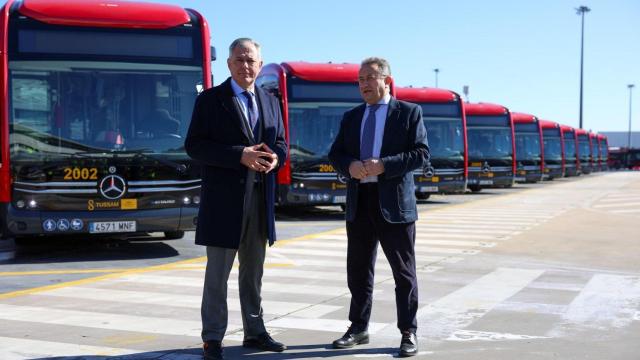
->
[185, 38, 287, 360]
[328, 57, 429, 357]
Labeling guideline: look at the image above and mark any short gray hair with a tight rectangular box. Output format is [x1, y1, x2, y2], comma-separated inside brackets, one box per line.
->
[228, 37, 261, 59]
[361, 57, 391, 77]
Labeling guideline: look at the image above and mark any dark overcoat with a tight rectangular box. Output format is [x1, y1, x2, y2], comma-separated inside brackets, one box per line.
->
[185, 78, 287, 248]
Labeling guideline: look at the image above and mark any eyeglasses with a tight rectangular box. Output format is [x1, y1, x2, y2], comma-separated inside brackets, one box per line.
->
[358, 74, 387, 83]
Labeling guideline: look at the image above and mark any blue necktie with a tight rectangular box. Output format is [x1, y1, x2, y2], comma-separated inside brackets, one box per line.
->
[241, 91, 258, 136]
[360, 104, 380, 160]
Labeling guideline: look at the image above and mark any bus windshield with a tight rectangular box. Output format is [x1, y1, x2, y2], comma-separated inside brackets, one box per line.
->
[564, 137, 577, 159]
[424, 117, 464, 161]
[544, 137, 562, 161]
[467, 127, 513, 159]
[9, 60, 202, 161]
[287, 102, 357, 164]
[515, 133, 541, 161]
[578, 136, 591, 161]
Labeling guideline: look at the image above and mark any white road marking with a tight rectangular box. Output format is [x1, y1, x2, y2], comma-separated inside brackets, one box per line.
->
[592, 201, 640, 209]
[413, 268, 544, 340]
[0, 337, 153, 360]
[267, 317, 387, 334]
[554, 274, 640, 332]
[447, 329, 550, 341]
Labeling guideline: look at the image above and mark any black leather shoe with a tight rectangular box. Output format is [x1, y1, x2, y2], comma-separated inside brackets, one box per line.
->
[243, 332, 287, 352]
[399, 331, 418, 357]
[203, 340, 223, 360]
[332, 326, 369, 349]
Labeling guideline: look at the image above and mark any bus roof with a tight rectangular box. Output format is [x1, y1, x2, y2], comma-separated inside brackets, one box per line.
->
[598, 133, 607, 140]
[464, 102, 509, 116]
[511, 112, 538, 124]
[538, 119, 560, 129]
[17, 0, 191, 29]
[575, 128, 590, 136]
[560, 124, 576, 133]
[281, 62, 360, 82]
[395, 86, 458, 103]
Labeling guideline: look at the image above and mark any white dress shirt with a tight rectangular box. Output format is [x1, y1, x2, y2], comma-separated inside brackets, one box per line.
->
[360, 93, 391, 183]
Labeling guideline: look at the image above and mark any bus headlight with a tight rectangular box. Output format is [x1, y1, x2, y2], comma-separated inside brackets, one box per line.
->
[28, 200, 38, 209]
[193, 196, 201, 205]
[16, 200, 25, 209]
[183, 196, 191, 205]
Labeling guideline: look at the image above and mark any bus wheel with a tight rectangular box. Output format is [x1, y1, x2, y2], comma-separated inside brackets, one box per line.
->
[0, 238, 16, 262]
[164, 231, 185, 240]
[468, 185, 482, 193]
[416, 193, 431, 200]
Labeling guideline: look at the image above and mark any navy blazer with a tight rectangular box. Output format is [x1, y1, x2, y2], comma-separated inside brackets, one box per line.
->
[185, 78, 287, 248]
[328, 97, 429, 223]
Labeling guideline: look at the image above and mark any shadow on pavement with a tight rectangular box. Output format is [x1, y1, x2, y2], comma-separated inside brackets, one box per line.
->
[8, 237, 179, 265]
[29, 344, 399, 359]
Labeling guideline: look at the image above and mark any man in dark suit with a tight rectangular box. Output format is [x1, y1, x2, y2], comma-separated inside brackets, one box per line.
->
[185, 38, 288, 360]
[328, 57, 429, 357]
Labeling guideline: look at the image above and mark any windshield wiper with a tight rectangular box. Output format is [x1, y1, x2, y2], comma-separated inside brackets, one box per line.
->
[117, 149, 187, 174]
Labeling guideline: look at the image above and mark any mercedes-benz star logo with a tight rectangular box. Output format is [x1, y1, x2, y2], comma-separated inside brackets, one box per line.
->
[423, 165, 436, 178]
[481, 161, 491, 174]
[337, 173, 348, 184]
[99, 175, 127, 200]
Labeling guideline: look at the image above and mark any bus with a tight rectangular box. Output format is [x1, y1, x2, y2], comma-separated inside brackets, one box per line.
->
[576, 129, 593, 174]
[589, 132, 601, 172]
[597, 134, 609, 171]
[539, 120, 564, 180]
[511, 112, 543, 183]
[396, 87, 467, 199]
[0, 0, 213, 253]
[464, 102, 515, 192]
[256, 62, 395, 206]
[560, 125, 580, 176]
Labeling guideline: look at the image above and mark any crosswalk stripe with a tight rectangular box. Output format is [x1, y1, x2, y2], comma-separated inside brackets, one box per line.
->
[411, 268, 544, 340]
[592, 201, 640, 209]
[0, 303, 207, 337]
[555, 274, 640, 332]
[610, 209, 640, 214]
[291, 238, 495, 248]
[0, 336, 148, 360]
[38, 287, 342, 318]
[270, 246, 475, 260]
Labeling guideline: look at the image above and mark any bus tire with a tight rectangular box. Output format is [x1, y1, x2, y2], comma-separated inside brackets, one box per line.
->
[0, 237, 16, 262]
[416, 193, 431, 200]
[164, 231, 185, 240]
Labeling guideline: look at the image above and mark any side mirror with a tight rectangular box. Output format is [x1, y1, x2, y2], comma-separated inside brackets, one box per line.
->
[210, 46, 217, 61]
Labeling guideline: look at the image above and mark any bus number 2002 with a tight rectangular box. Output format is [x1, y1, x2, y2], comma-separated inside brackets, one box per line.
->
[63, 167, 98, 180]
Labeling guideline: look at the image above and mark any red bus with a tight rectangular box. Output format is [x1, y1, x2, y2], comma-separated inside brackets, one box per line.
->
[0, 0, 213, 254]
[539, 120, 565, 180]
[589, 132, 601, 172]
[396, 87, 467, 199]
[511, 112, 543, 183]
[560, 125, 580, 176]
[576, 128, 593, 174]
[464, 102, 515, 192]
[256, 62, 395, 206]
[597, 134, 609, 171]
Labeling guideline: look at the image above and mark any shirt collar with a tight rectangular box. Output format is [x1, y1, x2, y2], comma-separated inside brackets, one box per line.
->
[367, 93, 391, 107]
[230, 78, 254, 97]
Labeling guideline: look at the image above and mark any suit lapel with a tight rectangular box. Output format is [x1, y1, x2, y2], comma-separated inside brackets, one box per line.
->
[219, 78, 253, 143]
[351, 104, 366, 159]
[380, 97, 401, 157]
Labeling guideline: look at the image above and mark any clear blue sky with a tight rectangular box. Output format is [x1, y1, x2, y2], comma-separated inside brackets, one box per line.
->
[155, 0, 639, 133]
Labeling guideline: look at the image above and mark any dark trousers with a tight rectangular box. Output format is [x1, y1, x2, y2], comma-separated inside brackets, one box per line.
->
[201, 183, 267, 342]
[346, 183, 418, 333]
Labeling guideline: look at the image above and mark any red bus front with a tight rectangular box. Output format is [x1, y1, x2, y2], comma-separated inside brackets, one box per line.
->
[511, 112, 544, 183]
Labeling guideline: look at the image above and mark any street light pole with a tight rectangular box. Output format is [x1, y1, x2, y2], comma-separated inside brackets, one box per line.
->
[629, 84, 635, 148]
[434, 68, 439, 88]
[576, 5, 590, 129]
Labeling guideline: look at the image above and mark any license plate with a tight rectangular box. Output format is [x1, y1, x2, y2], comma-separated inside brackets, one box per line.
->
[479, 180, 493, 185]
[89, 221, 137, 233]
[333, 195, 346, 203]
[515, 177, 526, 182]
[420, 186, 439, 192]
